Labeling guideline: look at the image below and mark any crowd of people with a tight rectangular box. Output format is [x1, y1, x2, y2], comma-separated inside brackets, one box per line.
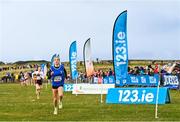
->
[1, 62, 180, 84]
[77, 62, 180, 84]
[0, 63, 49, 84]
[0, 70, 34, 84]
[0, 64, 39, 72]
[0, 64, 39, 83]
[128, 63, 180, 76]
[1, 72, 15, 83]
[77, 68, 114, 83]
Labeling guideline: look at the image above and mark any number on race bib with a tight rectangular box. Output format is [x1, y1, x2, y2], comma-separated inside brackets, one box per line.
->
[54, 76, 62, 82]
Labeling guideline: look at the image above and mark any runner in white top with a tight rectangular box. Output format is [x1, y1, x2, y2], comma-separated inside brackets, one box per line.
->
[32, 66, 44, 99]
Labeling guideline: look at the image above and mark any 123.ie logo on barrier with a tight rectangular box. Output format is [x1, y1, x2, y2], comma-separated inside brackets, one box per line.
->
[106, 87, 170, 104]
[118, 89, 154, 103]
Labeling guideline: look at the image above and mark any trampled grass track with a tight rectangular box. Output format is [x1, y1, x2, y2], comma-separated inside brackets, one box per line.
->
[0, 84, 180, 121]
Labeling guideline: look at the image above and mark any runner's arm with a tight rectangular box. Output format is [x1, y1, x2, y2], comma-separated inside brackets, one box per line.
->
[64, 68, 67, 79]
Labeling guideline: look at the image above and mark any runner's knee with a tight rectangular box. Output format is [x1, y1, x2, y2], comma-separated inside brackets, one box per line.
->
[59, 94, 63, 97]
[53, 96, 58, 101]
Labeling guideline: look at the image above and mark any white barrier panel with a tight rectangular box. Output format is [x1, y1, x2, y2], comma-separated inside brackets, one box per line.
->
[72, 84, 115, 94]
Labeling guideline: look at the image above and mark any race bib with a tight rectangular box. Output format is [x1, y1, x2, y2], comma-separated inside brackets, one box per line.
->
[54, 76, 62, 82]
[37, 76, 41, 80]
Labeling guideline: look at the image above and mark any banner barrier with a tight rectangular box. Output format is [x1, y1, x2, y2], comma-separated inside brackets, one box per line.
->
[106, 87, 170, 104]
[64, 84, 74, 92]
[72, 84, 115, 94]
[125, 74, 159, 86]
[103, 76, 115, 84]
[97, 75, 159, 86]
[162, 75, 180, 89]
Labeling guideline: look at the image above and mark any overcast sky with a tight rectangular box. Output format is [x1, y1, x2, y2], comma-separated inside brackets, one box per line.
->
[0, 0, 180, 62]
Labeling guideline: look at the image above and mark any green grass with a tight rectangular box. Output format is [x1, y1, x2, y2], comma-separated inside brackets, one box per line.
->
[0, 84, 180, 121]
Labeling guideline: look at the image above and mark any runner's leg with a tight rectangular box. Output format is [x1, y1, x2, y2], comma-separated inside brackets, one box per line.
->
[58, 86, 63, 109]
[52, 88, 58, 114]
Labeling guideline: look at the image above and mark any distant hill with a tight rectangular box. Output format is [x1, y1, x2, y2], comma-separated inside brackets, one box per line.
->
[0, 61, 5, 65]
[13, 60, 49, 65]
[1, 59, 180, 66]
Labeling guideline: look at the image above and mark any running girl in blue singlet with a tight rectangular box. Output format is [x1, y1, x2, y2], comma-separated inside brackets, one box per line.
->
[50, 54, 67, 115]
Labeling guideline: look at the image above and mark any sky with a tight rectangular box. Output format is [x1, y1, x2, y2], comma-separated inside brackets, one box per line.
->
[0, 0, 180, 63]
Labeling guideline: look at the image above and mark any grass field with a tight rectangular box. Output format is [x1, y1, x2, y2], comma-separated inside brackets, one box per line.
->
[0, 83, 180, 121]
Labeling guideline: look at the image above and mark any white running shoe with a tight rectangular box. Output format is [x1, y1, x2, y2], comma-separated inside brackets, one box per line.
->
[53, 108, 58, 115]
[59, 101, 63, 109]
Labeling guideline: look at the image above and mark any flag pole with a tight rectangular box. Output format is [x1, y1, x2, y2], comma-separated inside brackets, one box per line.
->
[155, 74, 160, 119]
[76, 77, 78, 96]
[100, 78, 103, 103]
